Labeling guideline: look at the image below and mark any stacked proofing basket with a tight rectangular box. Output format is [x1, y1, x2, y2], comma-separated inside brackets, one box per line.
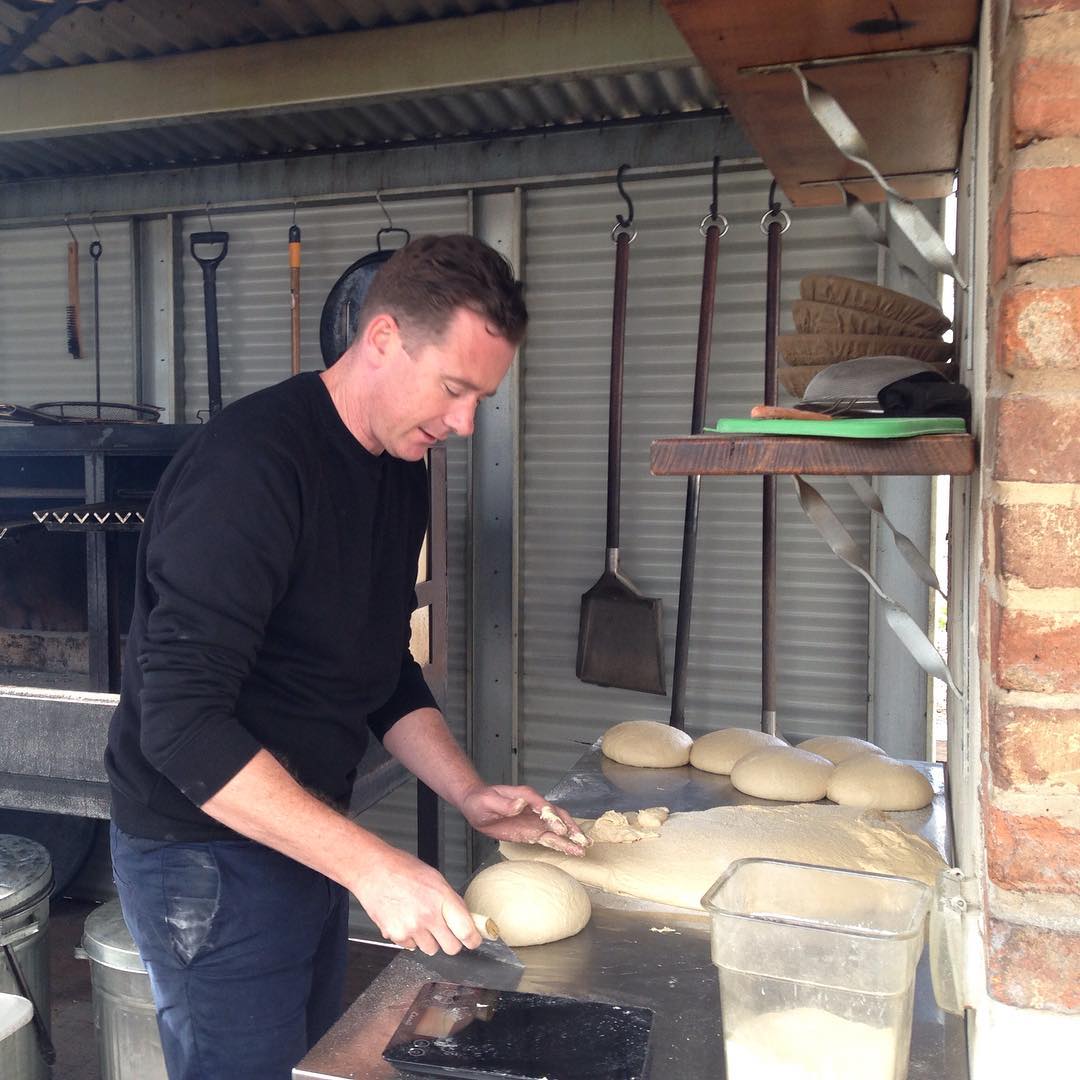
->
[776, 275, 954, 400]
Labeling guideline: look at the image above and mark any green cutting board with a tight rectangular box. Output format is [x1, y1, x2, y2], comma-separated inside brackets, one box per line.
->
[704, 417, 967, 439]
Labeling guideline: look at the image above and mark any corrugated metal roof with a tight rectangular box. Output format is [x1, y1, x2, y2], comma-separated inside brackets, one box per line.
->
[0, 1, 723, 184]
[0, 0, 558, 73]
[0, 65, 722, 182]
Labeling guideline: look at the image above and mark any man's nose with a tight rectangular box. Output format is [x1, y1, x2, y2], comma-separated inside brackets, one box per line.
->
[446, 398, 478, 438]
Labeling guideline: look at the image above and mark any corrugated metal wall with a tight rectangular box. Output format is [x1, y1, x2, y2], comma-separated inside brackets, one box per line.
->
[0, 221, 135, 406]
[519, 167, 878, 796]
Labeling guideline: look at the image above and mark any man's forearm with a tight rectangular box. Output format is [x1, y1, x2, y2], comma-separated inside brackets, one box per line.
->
[382, 707, 485, 811]
[199, 747, 392, 894]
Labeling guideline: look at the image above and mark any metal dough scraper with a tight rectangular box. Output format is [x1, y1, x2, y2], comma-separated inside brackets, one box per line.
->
[384, 913, 525, 987]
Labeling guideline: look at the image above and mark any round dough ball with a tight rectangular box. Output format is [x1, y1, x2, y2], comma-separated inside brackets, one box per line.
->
[827, 755, 934, 811]
[730, 746, 834, 802]
[690, 728, 786, 775]
[463, 861, 591, 947]
[798, 734, 886, 765]
[600, 720, 693, 768]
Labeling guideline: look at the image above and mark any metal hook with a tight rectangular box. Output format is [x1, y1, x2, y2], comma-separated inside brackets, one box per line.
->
[64, 215, 77, 243]
[760, 180, 791, 234]
[205, 202, 214, 231]
[291, 201, 298, 226]
[710, 156, 721, 222]
[89, 211, 101, 240]
[614, 164, 634, 230]
[375, 191, 394, 231]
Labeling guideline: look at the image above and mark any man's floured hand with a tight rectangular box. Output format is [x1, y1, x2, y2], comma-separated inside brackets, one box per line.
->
[460, 784, 589, 856]
[352, 843, 482, 955]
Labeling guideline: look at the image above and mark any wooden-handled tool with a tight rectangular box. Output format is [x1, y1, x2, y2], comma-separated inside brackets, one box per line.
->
[750, 404, 832, 421]
[66, 240, 82, 359]
[289, 223, 301, 375]
[471, 912, 500, 941]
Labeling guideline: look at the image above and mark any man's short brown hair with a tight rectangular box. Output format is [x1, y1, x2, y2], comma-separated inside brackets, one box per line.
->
[358, 233, 527, 347]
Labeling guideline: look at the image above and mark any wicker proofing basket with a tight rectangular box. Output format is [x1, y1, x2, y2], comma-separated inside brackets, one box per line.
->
[777, 333, 954, 367]
[792, 300, 945, 340]
[799, 274, 951, 335]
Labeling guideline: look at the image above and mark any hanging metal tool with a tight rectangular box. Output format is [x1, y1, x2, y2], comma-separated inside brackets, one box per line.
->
[289, 204, 302, 375]
[89, 218, 103, 419]
[670, 159, 729, 730]
[760, 182, 791, 737]
[577, 165, 666, 696]
[190, 205, 229, 416]
[318, 194, 410, 367]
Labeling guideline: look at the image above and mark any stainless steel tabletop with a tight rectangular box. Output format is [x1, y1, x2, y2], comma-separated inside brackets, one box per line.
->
[295, 745, 967, 1080]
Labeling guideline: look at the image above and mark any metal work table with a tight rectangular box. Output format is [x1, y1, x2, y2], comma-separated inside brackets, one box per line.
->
[295, 745, 967, 1080]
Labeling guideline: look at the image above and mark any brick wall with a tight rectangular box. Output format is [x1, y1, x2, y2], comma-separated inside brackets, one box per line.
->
[983, 0, 1080, 1013]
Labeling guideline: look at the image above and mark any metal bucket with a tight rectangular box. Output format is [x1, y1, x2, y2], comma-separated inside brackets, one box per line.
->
[80, 899, 167, 1080]
[0, 834, 53, 1080]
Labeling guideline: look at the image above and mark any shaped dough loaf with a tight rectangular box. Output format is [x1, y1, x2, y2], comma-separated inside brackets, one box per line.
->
[463, 861, 591, 947]
[827, 755, 934, 811]
[690, 728, 786, 775]
[600, 720, 693, 768]
[730, 746, 834, 802]
[798, 735, 886, 765]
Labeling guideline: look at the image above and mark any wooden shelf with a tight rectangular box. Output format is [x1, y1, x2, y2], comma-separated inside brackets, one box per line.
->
[661, 0, 979, 207]
[650, 433, 976, 477]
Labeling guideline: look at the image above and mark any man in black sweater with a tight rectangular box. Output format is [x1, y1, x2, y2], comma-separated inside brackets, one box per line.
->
[106, 235, 584, 1080]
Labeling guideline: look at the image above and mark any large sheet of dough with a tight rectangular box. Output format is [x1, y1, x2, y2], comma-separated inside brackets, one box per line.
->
[499, 805, 945, 911]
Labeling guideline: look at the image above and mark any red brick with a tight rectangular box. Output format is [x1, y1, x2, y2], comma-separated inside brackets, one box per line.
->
[990, 190, 1012, 286]
[986, 804, 1080, 892]
[991, 604, 1080, 693]
[1015, 58, 1080, 142]
[1010, 166, 1080, 263]
[988, 702, 1080, 788]
[999, 283, 1080, 371]
[994, 502, 1080, 587]
[992, 394, 1080, 482]
[987, 918, 1080, 1011]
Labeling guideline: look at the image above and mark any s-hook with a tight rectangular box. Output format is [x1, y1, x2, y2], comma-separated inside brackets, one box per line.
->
[700, 156, 730, 238]
[612, 163, 637, 242]
[374, 191, 411, 250]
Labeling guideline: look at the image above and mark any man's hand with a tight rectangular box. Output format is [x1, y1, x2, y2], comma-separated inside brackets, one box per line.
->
[352, 844, 482, 956]
[459, 784, 588, 856]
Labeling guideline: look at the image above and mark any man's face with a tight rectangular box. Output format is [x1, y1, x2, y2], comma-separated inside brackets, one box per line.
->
[370, 307, 516, 461]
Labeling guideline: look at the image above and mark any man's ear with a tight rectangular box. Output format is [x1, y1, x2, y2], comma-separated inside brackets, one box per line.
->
[363, 313, 397, 367]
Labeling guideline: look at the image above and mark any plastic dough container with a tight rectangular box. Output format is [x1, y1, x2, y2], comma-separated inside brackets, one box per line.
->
[702, 858, 930, 1080]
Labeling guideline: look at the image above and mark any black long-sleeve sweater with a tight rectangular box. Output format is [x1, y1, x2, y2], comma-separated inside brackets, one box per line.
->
[106, 372, 436, 841]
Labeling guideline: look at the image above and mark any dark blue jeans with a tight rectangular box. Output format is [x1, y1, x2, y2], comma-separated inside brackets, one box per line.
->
[110, 823, 349, 1080]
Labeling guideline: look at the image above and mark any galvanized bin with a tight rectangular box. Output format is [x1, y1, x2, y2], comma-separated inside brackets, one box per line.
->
[0, 834, 53, 1080]
[80, 899, 167, 1080]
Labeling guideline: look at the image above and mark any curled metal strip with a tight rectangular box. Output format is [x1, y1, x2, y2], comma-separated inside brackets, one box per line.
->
[838, 186, 939, 303]
[847, 475, 946, 598]
[793, 475, 962, 699]
[793, 67, 967, 287]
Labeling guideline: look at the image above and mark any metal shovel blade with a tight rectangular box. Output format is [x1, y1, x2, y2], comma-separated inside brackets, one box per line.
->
[577, 564, 666, 696]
